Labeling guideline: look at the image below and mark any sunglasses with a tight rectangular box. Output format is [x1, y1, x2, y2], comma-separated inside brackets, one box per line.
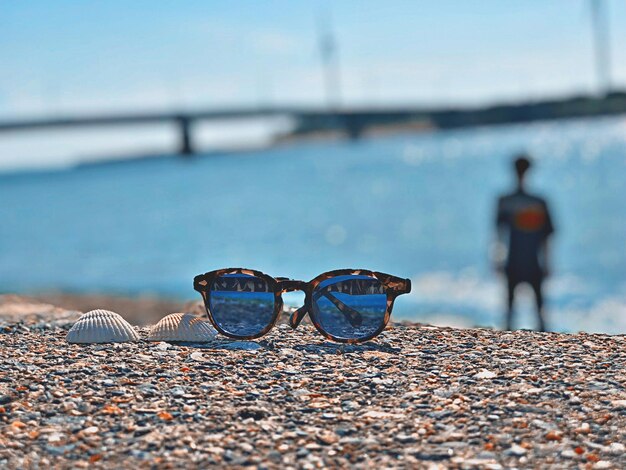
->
[193, 268, 411, 343]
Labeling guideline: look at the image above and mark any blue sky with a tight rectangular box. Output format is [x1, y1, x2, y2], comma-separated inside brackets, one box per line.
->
[1, 0, 625, 116]
[1, 1, 625, 169]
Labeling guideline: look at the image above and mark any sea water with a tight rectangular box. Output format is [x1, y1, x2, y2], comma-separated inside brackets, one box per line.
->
[1, 117, 625, 333]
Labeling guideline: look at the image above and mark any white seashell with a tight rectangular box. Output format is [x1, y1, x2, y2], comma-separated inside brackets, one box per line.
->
[66, 309, 139, 344]
[148, 313, 216, 342]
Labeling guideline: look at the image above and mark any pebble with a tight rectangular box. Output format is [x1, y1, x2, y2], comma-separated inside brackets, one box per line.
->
[560, 449, 577, 459]
[505, 444, 527, 456]
[473, 369, 497, 379]
[594, 462, 613, 469]
[0, 395, 13, 405]
[395, 434, 417, 444]
[190, 351, 205, 361]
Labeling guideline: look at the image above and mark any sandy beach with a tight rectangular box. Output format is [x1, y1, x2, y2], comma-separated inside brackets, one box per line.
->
[1, 296, 625, 469]
[2, 294, 198, 326]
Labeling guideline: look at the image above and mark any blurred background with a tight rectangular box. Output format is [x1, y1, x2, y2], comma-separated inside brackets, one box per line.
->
[1, 0, 625, 332]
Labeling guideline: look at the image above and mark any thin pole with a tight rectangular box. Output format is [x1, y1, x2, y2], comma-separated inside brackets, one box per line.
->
[591, 0, 612, 95]
[318, 9, 341, 110]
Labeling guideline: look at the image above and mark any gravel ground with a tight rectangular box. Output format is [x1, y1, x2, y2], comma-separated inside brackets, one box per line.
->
[1, 302, 625, 469]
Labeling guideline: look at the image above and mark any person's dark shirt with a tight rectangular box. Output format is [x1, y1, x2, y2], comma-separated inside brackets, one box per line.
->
[496, 190, 554, 280]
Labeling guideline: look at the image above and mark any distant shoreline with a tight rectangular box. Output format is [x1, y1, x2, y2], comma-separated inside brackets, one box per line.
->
[279, 90, 626, 141]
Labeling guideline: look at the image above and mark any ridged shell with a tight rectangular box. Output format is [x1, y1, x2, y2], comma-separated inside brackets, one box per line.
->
[148, 313, 216, 342]
[66, 309, 139, 344]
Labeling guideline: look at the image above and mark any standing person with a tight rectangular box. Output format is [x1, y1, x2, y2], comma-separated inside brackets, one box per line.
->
[494, 154, 555, 331]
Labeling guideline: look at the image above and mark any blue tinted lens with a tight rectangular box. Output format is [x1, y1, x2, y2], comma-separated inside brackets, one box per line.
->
[209, 274, 275, 337]
[311, 275, 387, 340]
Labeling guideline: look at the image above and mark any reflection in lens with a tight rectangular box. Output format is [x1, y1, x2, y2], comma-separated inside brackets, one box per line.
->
[311, 275, 387, 340]
[209, 273, 275, 337]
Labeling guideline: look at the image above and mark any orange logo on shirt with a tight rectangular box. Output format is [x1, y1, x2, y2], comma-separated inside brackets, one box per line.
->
[514, 206, 546, 232]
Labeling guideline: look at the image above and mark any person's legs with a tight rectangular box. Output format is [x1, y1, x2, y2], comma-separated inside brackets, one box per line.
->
[530, 278, 546, 332]
[505, 276, 517, 330]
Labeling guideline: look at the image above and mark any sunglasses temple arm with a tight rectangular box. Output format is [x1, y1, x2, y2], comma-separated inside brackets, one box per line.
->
[314, 290, 363, 327]
[289, 305, 308, 329]
[289, 291, 363, 329]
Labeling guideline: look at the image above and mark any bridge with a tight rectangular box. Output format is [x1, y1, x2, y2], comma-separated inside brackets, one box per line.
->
[0, 107, 430, 156]
[1, 92, 625, 156]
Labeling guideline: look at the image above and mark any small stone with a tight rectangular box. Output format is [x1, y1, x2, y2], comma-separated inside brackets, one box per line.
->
[170, 387, 185, 397]
[341, 400, 360, 411]
[0, 395, 13, 405]
[545, 430, 562, 441]
[47, 432, 63, 443]
[473, 369, 497, 379]
[317, 431, 338, 445]
[296, 448, 309, 458]
[594, 462, 613, 469]
[46, 444, 75, 455]
[237, 407, 267, 420]
[361, 410, 395, 419]
[413, 450, 453, 461]
[575, 422, 591, 434]
[506, 444, 527, 456]
[157, 411, 174, 421]
[395, 434, 417, 444]
[190, 351, 205, 361]
[240, 442, 254, 453]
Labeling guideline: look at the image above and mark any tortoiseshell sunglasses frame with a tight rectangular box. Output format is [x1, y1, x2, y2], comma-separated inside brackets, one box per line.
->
[193, 268, 411, 344]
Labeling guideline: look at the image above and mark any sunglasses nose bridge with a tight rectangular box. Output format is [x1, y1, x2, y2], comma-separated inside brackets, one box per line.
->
[276, 279, 309, 329]
[277, 279, 306, 294]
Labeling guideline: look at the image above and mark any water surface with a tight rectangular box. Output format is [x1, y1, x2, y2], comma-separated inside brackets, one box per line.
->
[1, 117, 625, 333]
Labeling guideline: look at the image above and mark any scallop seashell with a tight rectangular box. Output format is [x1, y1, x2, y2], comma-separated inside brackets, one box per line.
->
[66, 309, 139, 344]
[148, 313, 216, 342]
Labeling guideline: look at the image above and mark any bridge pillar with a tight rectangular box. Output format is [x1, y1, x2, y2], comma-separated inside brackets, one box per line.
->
[178, 117, 194, 156]
[343, 114, 365, 140]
